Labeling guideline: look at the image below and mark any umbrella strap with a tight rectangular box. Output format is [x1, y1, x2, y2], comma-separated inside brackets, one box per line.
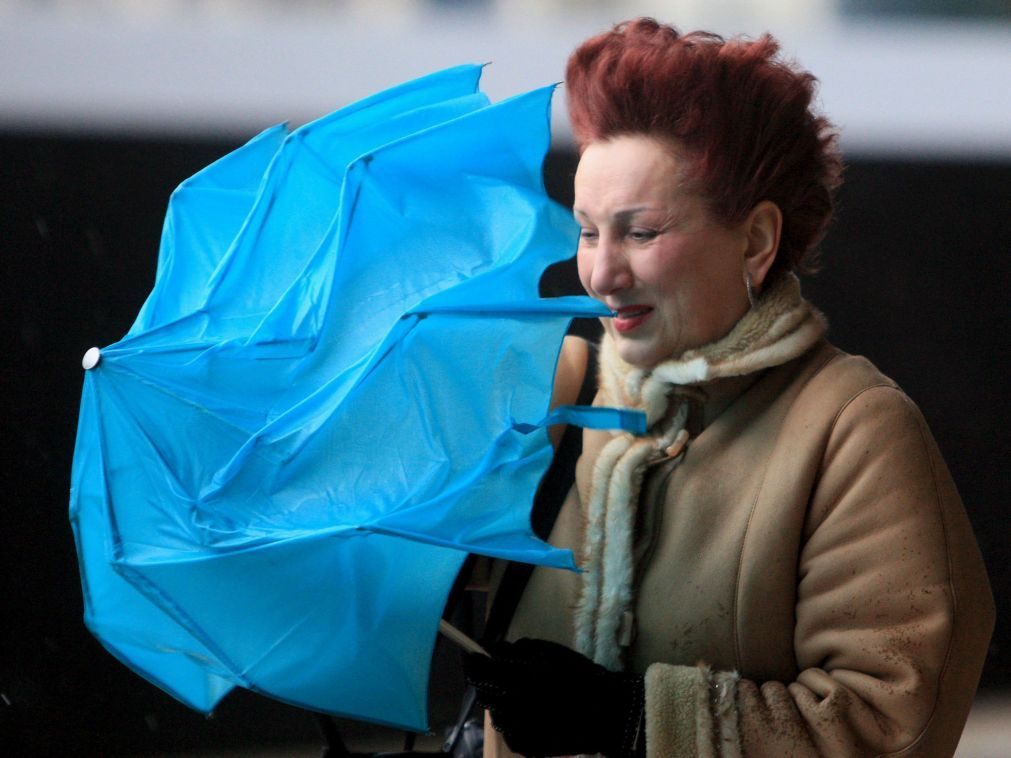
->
[483, 341, 599, 643]
[441, 339, 598, 756]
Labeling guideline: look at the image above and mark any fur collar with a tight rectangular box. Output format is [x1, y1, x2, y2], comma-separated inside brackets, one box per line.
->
[573, 273, 826, 671]
[597, 272, 827, 427]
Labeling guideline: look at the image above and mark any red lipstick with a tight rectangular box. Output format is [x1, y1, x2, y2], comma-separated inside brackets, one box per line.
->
[612, 305, 653, 333]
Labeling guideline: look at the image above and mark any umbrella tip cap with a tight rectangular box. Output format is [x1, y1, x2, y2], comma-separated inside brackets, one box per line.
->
[82, 347, 102, 370]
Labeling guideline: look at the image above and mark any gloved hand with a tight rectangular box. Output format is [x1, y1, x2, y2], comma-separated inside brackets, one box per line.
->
[463, 638, 644, 757]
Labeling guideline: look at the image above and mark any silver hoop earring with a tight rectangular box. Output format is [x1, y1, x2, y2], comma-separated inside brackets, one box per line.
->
[745, 271, 757, 308]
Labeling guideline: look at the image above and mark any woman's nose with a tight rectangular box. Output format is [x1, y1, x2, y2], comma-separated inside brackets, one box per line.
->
[589, 240, 632, 296]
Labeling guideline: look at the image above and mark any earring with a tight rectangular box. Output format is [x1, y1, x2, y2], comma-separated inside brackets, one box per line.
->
[745, 271, 757, 308]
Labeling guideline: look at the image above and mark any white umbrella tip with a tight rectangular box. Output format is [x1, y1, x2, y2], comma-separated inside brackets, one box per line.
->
[82, 347, 102, 370]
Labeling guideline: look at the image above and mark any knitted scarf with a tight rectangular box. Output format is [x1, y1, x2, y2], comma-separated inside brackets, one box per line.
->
[573, 273, 827, 671]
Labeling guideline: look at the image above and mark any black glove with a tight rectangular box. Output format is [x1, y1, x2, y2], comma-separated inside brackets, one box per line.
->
[463, 638, 644, 757]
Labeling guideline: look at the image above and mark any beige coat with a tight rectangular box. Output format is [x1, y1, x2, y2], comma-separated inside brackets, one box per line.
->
[495, 340, 993, 756]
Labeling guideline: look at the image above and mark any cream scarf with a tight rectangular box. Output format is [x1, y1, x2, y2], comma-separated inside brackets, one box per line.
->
[573, 273, 827, 671]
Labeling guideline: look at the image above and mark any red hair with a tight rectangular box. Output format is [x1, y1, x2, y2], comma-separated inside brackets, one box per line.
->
[566, 18, 843, 275]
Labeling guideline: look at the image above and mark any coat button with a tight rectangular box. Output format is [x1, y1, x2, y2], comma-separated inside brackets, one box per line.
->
[618, 610, 636, 648]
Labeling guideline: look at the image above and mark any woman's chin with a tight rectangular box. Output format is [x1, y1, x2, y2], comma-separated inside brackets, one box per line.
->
[601, 320, 674, 368]
[612, 336, 666, 369]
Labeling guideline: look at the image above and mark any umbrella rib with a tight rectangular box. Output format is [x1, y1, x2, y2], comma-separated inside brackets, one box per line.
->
[438, 620, 487, 656]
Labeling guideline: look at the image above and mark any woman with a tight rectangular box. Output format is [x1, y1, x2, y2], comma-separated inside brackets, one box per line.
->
[465, 18, 994, 757]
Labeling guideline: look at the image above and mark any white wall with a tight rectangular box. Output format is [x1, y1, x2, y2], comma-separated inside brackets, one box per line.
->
[1, 1, 1009, 158]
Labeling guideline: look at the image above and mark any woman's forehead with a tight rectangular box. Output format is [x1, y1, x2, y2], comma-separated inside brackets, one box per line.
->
[574, 136, 696, 217]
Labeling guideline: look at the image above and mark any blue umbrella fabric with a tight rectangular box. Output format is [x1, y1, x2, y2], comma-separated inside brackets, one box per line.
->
[69, 65, 644, 731]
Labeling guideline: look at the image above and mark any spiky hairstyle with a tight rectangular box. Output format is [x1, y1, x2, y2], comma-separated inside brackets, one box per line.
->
[566, 18, 844, 275]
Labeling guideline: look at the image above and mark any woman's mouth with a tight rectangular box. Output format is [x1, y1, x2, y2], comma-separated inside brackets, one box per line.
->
[612, 305, 653, 333]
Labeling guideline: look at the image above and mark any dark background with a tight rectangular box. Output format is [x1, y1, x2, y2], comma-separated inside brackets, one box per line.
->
[2, 133, 1008, 755]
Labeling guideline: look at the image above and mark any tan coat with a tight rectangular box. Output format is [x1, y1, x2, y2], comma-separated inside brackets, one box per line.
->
[497, 340, 993, 757]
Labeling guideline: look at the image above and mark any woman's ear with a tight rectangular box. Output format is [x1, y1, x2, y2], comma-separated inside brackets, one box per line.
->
[742, 200, 782, 290]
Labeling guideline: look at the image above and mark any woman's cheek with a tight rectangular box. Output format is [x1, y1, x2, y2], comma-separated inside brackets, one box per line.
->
[576, 250, 595, 296]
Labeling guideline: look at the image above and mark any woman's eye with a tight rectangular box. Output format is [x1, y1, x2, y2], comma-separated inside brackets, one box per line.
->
[628, 229, 658, 242]
[579, 229, 599, 243]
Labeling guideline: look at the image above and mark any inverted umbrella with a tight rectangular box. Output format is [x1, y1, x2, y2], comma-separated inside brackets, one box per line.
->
[70, 65, 643, 731]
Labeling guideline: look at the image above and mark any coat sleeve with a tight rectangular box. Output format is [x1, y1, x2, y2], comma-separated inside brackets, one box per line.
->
[643, 385, 994, 757]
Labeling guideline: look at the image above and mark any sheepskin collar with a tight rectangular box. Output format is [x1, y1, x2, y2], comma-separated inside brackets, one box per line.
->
[597, 272, 827, 428]
[574, 273, 826, 671]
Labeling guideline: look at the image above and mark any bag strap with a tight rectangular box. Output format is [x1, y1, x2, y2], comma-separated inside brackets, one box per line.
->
[483, 341, 599, 643]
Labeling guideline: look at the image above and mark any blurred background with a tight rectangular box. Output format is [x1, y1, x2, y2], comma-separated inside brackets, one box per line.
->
[2, 0, 1008, 755]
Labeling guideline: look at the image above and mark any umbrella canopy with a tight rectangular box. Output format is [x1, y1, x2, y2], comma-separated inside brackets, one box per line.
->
[70, 64, 644, 731]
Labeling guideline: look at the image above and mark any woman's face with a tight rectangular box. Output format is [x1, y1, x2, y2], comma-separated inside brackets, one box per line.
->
[574, 135, 751, 368]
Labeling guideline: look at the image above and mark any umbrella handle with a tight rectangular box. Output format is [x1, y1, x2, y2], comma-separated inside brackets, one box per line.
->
[442, 687, 479, 754]
[438, 620, 488, 656]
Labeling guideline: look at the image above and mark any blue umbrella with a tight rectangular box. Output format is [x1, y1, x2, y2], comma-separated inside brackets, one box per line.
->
[70, 65, 644, 732]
